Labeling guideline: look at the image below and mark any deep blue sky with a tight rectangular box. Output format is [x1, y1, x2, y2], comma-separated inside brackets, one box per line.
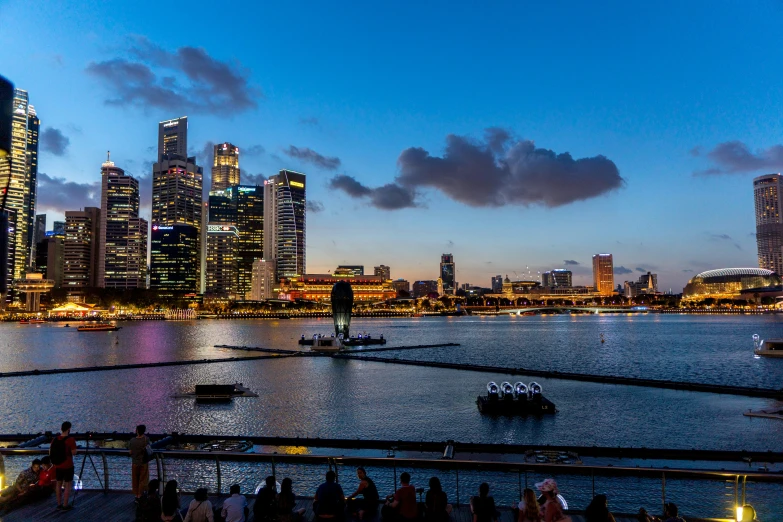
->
[2, 0, 782, 291]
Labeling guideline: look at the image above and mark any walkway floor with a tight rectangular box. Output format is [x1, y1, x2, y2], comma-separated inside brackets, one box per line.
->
[0, 490, 663, 522]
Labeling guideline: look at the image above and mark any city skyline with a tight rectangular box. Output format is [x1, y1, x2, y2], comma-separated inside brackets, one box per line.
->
[3, 1, 781, 291]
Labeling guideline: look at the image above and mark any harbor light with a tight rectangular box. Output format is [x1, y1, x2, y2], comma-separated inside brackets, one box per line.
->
[736, 504, 756, 521]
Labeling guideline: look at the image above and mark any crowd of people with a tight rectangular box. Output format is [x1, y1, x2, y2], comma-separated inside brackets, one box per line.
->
[0, 422, 691, 522]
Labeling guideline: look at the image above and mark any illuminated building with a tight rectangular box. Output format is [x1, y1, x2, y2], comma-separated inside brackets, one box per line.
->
[53, 221, 64, 235]
[250, 258, 270, 301]
[151, 117, 202, 290]
[211, 143, 240, 191]
[31, 214, 45, 267]
[391, 279, 410, 295]
[337, 265, 364, 276]
[413, 280, 439, 298]
[35, 233, 64, 288]
[150, 224, 199, 291]
[374, 265, 391, 280]
[440, 254, 456, 295]
[491, 275, 503, 293]
[281, 273, 396, 302]
[64, 207, 101, 297]
[592, 253, 614, 295]
[502, 276, 541, 296]
[98, 155, 147, 289]
[624, 272, 658, 298]
[263, 170, 306, 286]
[205, 224, 239, 295]
[682, 268, 781, 301]
[542, 269, 572, 288]
[753, 174, 783, 274]
[13, 272, 53, 312]
[0, 89, 38, 282]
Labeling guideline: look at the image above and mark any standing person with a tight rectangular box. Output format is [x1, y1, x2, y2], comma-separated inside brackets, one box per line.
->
[183, 487, 214, 522]
[535, 479, 567, 522]
[424, 476, 451, 522]
[518, 488, 541, 522]
[585, 495, 616, 522]
[221, 484, 248, 522]
[470, 483, 498, 522]
[348, 467, 380, 520]
[129, 424, 151, 502]
[50, 421, 77, 511]
[278, 478, 306, 522]
[384, 472, 417, 522]
[313, 470, 345, 522]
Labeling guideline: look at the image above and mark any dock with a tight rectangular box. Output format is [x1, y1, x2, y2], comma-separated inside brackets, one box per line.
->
[0, 491, 660, 522]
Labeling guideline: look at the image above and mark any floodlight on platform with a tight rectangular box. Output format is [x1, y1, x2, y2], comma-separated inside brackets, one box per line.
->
[500, 382, 513, 395]
[529, 382, 542, 395]
[514, 382, 528, 396]
[486, 382, 499, 395]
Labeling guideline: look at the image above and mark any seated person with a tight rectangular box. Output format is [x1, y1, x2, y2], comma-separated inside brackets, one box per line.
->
[313, 470, 345, 521]
[0, 459, 42, 512]
[138, 479, 162, 522]
[37, 457, 56, 492]
[347, 467, 380, 520]
[254, 476, 279, 522]
[384, 472, 418, 522]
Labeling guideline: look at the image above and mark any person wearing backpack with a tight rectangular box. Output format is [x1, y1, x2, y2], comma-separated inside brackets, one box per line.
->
[129, 424, 152, 502]
[50, 421, 77, 511]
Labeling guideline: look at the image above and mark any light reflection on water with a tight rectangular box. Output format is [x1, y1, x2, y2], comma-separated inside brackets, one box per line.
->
[0, 315, 782, 517]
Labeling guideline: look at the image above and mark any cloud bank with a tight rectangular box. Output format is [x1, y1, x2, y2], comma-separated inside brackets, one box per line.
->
[284, 145, 341, 170]
[614, 266, 633, 275]
[40, 128, 70, 156]
[328, 175, 418, 210]
[693, 141, 783, 175]
[86, 36, 260, 115]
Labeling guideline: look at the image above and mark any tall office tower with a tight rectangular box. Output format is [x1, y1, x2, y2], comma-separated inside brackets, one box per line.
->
[0, 89, 38, 281]
[542, 269, 573, 288]
[2, 210, 16, 302]
[98, 155, 148, 289]
[211, 143, 240, 191]
[754, 174, 783, 274]
[53, 221, 65, 235]
[157, 117, 188, 162]
[234, 185, 263, 298]
[440, 254, 456, 295]
[205, 224, 239, 295]
[64, 207, 101, 297]
[491, 275, 503, 293]
[30, 213, 46, 268]
[250, 258, 266, 301]
[207, 188, 236, 224]
[150, 117, 202, 291]
[263, 170, 306, 284]
[150, 225, 199, 291]
[36, 233, 64, 288]
[592, 253, 614, 295]
[374, 265, 391, 280]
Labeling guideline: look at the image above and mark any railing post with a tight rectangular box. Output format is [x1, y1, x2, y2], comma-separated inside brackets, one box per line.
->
[518, 471, 522, 502]
[101, 451, 109, 493]
[661, 472, 666, 514]
[161, 453, 167, 486]
[216, 455, 222, 495]
[455, 469, 459, 507]
[734, 475, 739, 508]
[272, 457, 276, 480]
[742, 475, 746, 506]
[591, 469, 595, 498]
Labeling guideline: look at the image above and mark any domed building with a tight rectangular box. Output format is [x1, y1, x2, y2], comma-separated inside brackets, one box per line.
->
[682, 268, 782, 301]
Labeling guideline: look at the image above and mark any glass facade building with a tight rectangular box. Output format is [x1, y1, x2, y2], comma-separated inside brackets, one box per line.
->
[542, 269, 572, 288]
[592, 253, 614, 295]
[264, 170, 306, 283]
[753, 174, 783, 275]
[150, 224, 199, 291]
[211, 143, 240, 191]
[205, 224, 239, 296]
[683, 268, 781, 299]
[440, 254, 455, 295]
[64, 207, 101, 294]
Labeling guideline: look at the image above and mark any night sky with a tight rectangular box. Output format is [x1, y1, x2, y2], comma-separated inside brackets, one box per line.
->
[2, 0, 781, 291]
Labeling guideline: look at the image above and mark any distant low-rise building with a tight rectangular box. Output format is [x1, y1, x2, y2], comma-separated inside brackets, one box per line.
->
[336, 265, 364, 276]
[391, 279, 410, 295]
[374, 265, 391, 280]
[413, 280, 439, 298]
[625, 272, 658, 298]
[281, 273, 396, 302]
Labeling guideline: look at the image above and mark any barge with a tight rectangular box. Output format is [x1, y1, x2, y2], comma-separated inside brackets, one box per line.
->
[477, 381, 557, 415]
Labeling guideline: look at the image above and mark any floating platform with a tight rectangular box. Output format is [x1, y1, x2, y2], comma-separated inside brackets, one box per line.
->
[476, 381, 557, 416]
[172, 383, 258, 402]
[744, 408, 783, 421]
[299, 335, 386, 346]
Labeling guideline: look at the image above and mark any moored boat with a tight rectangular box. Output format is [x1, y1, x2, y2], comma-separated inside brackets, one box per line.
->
[753, 334, 783, 358]
[77, 323, 121, 332]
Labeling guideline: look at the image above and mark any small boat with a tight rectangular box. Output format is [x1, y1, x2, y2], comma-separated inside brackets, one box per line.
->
[193, 383, 257, 402]
[30, 319, 45, 324]
[744, 408, 783, 421]
[77, 323, 121, 332]
[18, 320, 30, 324]
[753, 334, 783, 358]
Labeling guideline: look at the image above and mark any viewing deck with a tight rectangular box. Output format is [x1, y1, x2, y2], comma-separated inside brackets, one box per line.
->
[0, 490, 659, 522]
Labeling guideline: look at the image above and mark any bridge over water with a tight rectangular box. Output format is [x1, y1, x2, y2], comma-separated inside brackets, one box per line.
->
[499, 306, 646, 314]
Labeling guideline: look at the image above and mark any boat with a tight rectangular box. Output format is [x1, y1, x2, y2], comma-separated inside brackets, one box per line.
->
[744, 408, 783, 421]
[77, 323, 121, 332]
[193, 383, 257, 402]
[18, 320, 29, 324]
[476, 381, 557, 416]
[30, 319, 45, 324]
[752, 334, 783, 358]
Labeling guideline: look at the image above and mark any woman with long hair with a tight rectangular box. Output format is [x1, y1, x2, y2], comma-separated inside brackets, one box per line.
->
[518, 488, 541, 522]
[160, 480, 181, 522]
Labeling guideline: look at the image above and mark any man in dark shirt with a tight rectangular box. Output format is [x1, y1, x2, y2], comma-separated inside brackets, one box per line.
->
[129, 424, 151, 502]
[314, 470, 345, 521]
[386, 472, 418, 522]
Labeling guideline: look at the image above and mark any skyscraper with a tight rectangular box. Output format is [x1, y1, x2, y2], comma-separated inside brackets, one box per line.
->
[98, 155, 148, 289]
[205, 224, 239, 295]
[440, 254, 455, 295]
[64, 207, 101, 296]
[150, 117, 202, 292]
[264, 170, 306, 285]
[0, 89, 38, 282]
[592, 253, 614, 295]
[491, 275, 503, 293]
[211, 143, 240, 191]
[374, 265, 391, 280]
[754, 174, 783, 274]
[157, 117, 187, 162]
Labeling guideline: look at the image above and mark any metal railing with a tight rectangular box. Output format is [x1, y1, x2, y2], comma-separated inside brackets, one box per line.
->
[1, 447, 781, 519]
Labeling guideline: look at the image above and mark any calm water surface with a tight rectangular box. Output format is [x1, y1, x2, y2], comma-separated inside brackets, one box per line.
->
[1, 315, 782, 518]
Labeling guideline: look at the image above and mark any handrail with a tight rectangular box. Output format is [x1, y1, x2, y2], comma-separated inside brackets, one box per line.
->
[2, 448, 782, 483]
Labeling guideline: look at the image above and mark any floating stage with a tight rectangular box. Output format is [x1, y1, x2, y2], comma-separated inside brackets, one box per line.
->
[476, 381, 557, 415]
[744, 407, 783, 421]
[172, 383, 259, 402]
[298, 334, 387, 346]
